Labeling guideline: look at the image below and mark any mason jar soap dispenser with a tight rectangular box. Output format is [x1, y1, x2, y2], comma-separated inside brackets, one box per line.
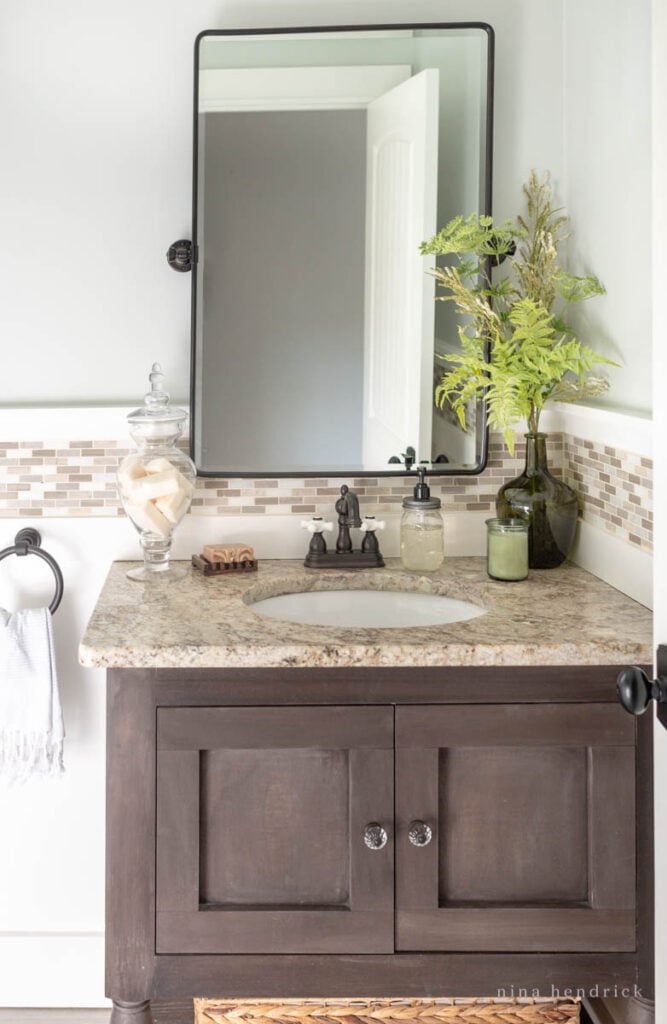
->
[400, 467, 444, 571]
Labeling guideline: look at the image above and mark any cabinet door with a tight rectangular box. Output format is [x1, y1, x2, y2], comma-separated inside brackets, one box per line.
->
[156, 705, 394, 954]
[395, 703, 636, 952]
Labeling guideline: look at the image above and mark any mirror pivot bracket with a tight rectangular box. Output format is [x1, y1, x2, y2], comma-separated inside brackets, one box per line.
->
[167, 239, 193, 272]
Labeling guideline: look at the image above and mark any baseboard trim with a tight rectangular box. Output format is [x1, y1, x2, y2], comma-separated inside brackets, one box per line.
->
[0, 934, 107, 1008]
[0, 1013, 110, 1023]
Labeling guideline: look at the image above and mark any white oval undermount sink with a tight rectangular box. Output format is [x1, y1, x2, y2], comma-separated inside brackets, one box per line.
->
[248, 589, 486, 629]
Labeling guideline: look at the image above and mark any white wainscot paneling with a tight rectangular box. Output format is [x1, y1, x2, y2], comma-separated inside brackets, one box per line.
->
[0, 519, 132, 1007]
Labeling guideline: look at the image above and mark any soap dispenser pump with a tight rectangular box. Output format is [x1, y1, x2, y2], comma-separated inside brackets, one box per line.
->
[400, 467, 444, 571]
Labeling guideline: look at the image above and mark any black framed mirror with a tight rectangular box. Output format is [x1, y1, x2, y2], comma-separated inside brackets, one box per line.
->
[190, 23, 494, 477]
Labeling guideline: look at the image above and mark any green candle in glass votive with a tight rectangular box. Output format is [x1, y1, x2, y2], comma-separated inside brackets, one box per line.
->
[485, 518, 529, 581]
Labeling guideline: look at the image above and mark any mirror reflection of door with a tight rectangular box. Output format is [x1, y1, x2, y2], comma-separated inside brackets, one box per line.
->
[200, 64, 411, 473]
[363, 69, 438, 467]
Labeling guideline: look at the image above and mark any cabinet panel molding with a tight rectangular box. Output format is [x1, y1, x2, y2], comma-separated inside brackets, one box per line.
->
[158, 705, 393, 750]
[395, 704, 634, 748]
[156, 750, 200, 912]
[155, 704, 394, 954]
[396, 908, 636, 952]
[157, 910, 395, 954]
[395, 703, 637, 953]
[588, 746, 636, 910]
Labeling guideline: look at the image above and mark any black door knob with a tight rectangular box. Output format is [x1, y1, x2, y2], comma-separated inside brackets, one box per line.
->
[617, 666, 667, 715]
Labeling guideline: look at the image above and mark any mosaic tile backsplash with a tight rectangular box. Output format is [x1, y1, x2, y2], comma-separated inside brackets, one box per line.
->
[0, 432, 652, 553]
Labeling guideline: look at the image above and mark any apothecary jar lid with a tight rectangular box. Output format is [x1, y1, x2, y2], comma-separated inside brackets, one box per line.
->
[127, 363, 188, 444]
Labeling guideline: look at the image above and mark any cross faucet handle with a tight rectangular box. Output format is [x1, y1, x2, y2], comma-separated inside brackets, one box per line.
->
[301, 518, 333, 534]
[360, 517, 385, 532]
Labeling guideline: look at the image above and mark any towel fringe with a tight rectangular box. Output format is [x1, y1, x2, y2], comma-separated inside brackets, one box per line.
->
[0, 729, 65, 784]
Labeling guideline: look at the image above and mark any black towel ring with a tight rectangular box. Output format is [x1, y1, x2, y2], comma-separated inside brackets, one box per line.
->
[0, 528, 64, 614]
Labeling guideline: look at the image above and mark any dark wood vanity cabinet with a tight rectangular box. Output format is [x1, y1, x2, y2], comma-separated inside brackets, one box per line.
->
[106, 664, 652, 1022]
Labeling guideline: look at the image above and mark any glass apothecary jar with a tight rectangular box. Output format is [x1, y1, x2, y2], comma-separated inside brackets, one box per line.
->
[117, 363, 196, 582]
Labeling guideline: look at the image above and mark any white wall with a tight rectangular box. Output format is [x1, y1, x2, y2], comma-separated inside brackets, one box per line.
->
[562, 0, 652, 416]
[0, 0, 654, 1008]
[0, 0, 564, 406]
[3, 0, 647, 414]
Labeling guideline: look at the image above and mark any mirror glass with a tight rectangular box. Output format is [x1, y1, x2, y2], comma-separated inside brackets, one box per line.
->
[192, 25, 493, 476]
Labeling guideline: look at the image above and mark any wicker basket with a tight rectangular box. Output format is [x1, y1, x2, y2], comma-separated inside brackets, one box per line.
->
[194, 997, 580, 1024]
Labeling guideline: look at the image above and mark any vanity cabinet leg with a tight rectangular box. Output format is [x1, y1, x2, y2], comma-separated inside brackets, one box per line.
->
[106, 673, 157, 1024]
[111, 1000, 153, 1024]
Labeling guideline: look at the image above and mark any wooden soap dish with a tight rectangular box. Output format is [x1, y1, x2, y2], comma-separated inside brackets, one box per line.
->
[192, 543, 258, 576]
[192, 554, 258, 576]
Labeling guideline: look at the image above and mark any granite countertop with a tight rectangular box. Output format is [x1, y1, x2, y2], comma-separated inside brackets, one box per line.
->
[79, 557, 652, 669]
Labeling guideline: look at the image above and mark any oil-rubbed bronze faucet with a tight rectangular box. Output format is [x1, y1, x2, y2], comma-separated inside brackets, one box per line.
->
[303, 485, 385, 569]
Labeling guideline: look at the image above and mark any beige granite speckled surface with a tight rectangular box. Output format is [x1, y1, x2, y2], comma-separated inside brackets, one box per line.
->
[78, 558, 652, 669]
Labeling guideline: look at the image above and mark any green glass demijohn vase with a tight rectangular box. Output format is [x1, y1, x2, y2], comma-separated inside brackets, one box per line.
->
[496, 433, 578, 569]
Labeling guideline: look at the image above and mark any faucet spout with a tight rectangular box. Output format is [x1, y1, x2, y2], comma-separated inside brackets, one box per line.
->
[339, 485, 361, 527]
[335, 484, 361, 553]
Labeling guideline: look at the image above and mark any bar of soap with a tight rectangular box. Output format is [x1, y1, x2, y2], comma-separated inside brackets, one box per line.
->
[203, 545, 229, 563]
[234, 545, 254, 563]
[203, 543, 255, 563]
[155, 488, 191, 525]
[139, 469, 181, 500]
[144, 457, 174, 475]
[118, 458, 147, 496]
[126, 500, 172, 538]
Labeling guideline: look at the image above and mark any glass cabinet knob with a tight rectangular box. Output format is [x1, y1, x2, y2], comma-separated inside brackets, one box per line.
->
[408, 820, 433, 847]
[363, 822, 388, 850]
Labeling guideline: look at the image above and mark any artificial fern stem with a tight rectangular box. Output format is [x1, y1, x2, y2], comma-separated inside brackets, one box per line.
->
[528, 405, 540, 435]
[421, 170, 615, 449]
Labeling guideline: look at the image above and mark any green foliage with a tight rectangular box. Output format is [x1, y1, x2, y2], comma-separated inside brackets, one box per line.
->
[423, 170, 615, 452]
[555, 271, 606, 303]
[420, 214, 519, 263]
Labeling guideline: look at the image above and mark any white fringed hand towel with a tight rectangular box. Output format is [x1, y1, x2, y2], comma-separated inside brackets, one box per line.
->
[0, 606, 65, 781]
